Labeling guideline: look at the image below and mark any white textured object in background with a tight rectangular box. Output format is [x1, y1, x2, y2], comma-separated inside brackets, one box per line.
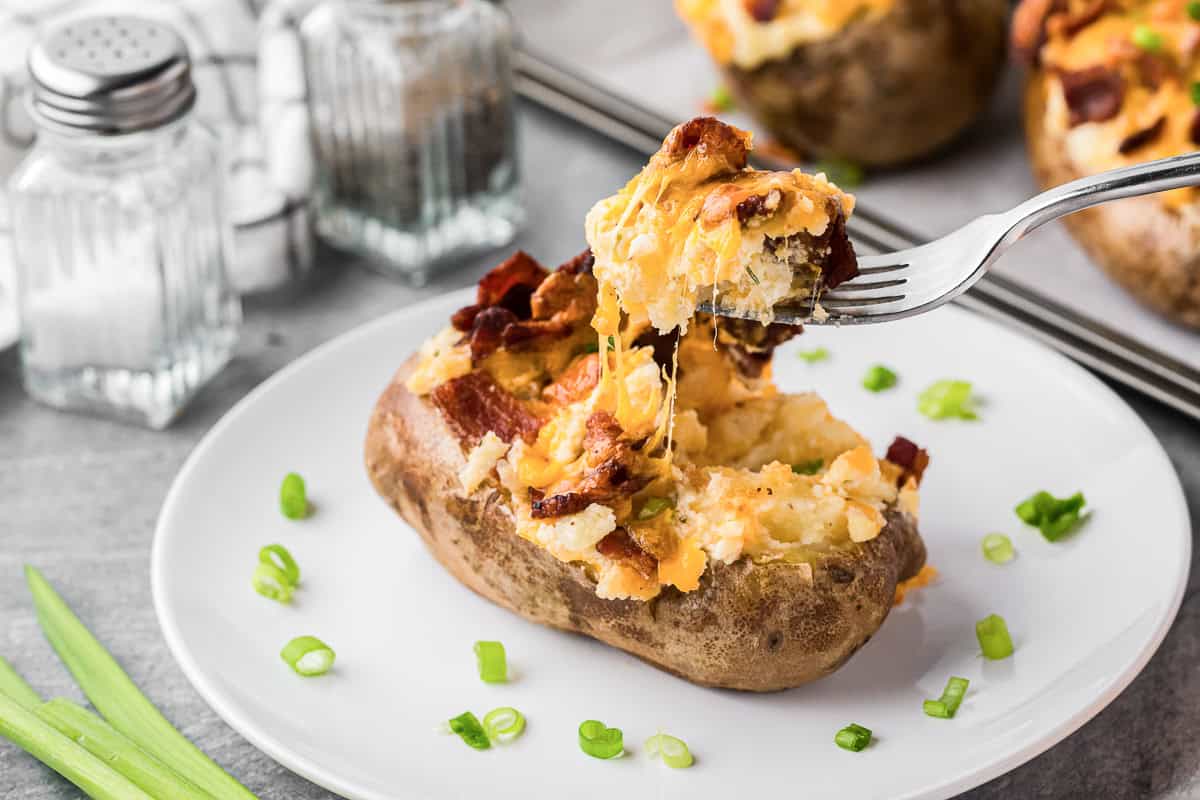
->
[0, 0, 316, 344]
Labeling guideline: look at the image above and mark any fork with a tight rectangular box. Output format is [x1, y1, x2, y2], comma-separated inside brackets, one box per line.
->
[708, 151, 1200, 326]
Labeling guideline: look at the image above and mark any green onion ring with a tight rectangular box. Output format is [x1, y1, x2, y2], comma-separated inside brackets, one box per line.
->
[279, 473, 308, 520]
[259, 544, 300, 586]
[482, 707, 526, 744]
[280, 636, 335, 676]
[448, 712, 490, 750]
[473, 641, 507, 683]
[578, 720, 623, 759]
[644, 733, 693, 769]
[252, 563, 294, 604]
[981, 533, 1014, 564]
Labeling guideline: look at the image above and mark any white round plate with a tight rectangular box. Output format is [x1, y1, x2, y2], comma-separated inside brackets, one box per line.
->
[153, 290, 1190, 800]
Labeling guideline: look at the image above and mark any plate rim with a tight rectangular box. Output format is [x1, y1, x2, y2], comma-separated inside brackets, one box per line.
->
[152, 291, 1192, 800]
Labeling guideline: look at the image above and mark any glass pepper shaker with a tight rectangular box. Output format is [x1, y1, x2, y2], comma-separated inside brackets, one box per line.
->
[8, 14, 240, 429]
[285, 0, 523, 284]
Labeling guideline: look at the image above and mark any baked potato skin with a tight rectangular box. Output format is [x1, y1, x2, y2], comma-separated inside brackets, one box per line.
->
[365, 357, 927, 692]
[723, 0, 1009, 167]
[1024, 74, 1200, 329]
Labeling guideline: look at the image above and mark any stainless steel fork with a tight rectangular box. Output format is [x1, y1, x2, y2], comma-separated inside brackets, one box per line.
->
[718, 151, 1200, 326]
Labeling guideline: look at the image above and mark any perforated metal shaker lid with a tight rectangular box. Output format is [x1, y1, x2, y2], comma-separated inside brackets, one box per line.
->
[27, 15, 196, 135]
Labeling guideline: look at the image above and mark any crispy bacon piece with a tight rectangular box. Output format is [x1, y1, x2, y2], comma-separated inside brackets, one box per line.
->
[1134, 52, 1174, 90]
[660, 116, 750, 173]
[529, 412, 649, 519]
[717, 317, 799, 379]
[430, 370, 542, 448]
[542, 353, 602, 406]
[1059, 66, 1124, 126]
[734, 189, 783, 225]
[1012, 0, 1060, 65]
[885, 436, 931, 487]
[1191, 110, 1200, 146]
[821, 211, 859, 288]
[452, 251, 549, 333]
[1050, 0, 1108, 38]
[465, 306, 519, 362]
[596, 529, 658, 581]
[1118, 116, 1166, 155]
[557, 248, 594, 275]
[742, 0, 780, 23]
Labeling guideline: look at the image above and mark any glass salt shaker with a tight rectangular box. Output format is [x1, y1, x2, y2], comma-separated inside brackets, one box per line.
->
[8, 14, 240, 429]
[289, 0, 522, 284]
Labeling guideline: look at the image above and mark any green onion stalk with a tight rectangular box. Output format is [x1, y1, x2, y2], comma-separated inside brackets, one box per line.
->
[0, 655, 41, 710]
[25, 565, 257, 800]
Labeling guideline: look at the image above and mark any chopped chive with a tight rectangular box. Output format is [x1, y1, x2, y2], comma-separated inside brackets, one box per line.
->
[815, 158, 865, 188]
[1132, 24, 1163, 51]
[981, 533, 1014, 564]
[1014, 490, 1086, 541]
[607, 335, 616, 351]
[482, 707, 526, 744]
[473, 641, 507, 683]
[449, 712, 491, 750]
[578, 720, 623, 759]
[923, 676, 970, 719]
[797, 346, 829, 363]
[25, 566, 257, 800]
[746, 266, 760, 285]
[834, 723, 872, 751]
[36, 698, 207, 799]
[281, 636, 335, 676]
[645, 733, 694, 769]
[252, 562, 295, 604]
[260, 544, 300, 587]
[0, 656, 41, 710]
[917, 380, 978, 420]
[1191, 81, 1200, 107]
[976, 614, 1014, 660]
[709, 85, 734, 112]
[279, 472, 308, 520]
[862, 364, 898, 392]
[1190, 0, 1200, 20]
[791, 458, 824, 475]
[581, 341, 600, 354]
[637, 496, 675, 521]
[0, 690, 153, 800]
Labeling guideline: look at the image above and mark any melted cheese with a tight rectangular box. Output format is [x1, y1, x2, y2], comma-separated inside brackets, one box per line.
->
[1040, 1, 1200, 209]
[676, 0, 896, 68]
[405, 327, 471, 396]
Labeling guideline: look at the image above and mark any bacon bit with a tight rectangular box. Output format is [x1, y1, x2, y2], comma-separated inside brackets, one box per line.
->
[451, 252, 547, 333]
[542, 353, 601, 406]
[1135, 52, 1175, 90]
[1059, 66, 1125, 126]
[461, 266, 598, 362]
[885, 436, 931, 486]
[1118, 116, 1166, 154]
[742, 0, 780, 22]
[1012, 0, 1060, 65]
[557, 248, 594, 275]
[451, 304, 483, 332]
[430, 370, 542, 448]
[735, 188, 783, 226]
[716, 318, 799, 379]
[529, 412, 649, 519]
[1191, 110, 1200, 145]
[596, 529, 659, 581]
[1180, 27, 1200, 60]
[660, 117, 750, 171]
[821, 210, 859, 288]
[1051, 0, 1109, 38]
[465, 306, 519, 362]
[894, 565, 938, 607]
[632, 327, 682, 372]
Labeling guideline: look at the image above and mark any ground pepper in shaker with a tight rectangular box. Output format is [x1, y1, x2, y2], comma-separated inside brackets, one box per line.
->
[8, 14, 240, 429]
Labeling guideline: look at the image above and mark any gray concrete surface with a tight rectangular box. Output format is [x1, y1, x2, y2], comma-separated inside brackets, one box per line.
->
[1, 100, 1198, 800]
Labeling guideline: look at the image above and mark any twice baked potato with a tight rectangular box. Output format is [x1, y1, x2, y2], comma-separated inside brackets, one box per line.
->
[1015, 0, 1200, 329]
[675, 0, 1010, 167]
[365, 118, 929, 691]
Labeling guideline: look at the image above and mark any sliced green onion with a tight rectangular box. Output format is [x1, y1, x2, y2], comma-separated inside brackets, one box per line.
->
[917, 380, 978, 420]
[259, 544, 300, 587]
[644, 733, 694, 769]
[792, 458, 824, 475]
[981, 533, 1014, 564]
[637, 496, 675, 521]
[25, 566, 256, 800]
[578, 719, 623, 759]
[862, 365, 898, 392]
[1132, 24, 1163, 51]
[709, 85, 734, 112]
[746, 265, 761, 285]
[0, 690, 153, 800]
[37, 698, 206, 799]
[449, 711, 491, 750]
[1191, 81, 1200, 107]
[0, 656, 41, 710]
[607, 335, 616, 351]
[1190, 1, 1200, 20]
[581, 341, 600, 354]
[1014, 490, 1086, 541]
[252, 562, 295, 604]
[281, 636, 335, 677]
[279, 472, 308, 520]
[473, 641, 507, 683]
[923, 676, 970, 719]
[815, 158, 865, 188]
[482, 707, 526, 744]
[976, 614, 1014, 660]
[797, 347, 829, 363]
[834, 723, 872, 752]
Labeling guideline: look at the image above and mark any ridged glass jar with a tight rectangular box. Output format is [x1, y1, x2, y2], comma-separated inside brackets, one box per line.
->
[8, 15, 239, 429]
[297, 0, 522, 283]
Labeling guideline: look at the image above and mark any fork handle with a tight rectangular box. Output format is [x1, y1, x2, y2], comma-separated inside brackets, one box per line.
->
[1002, 151, 1200, 240]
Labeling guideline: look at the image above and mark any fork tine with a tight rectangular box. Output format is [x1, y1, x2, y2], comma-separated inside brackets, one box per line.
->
[818, 294, 906, 308]
[853, 263, 909, 275]
[824, 277, 907, 294]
